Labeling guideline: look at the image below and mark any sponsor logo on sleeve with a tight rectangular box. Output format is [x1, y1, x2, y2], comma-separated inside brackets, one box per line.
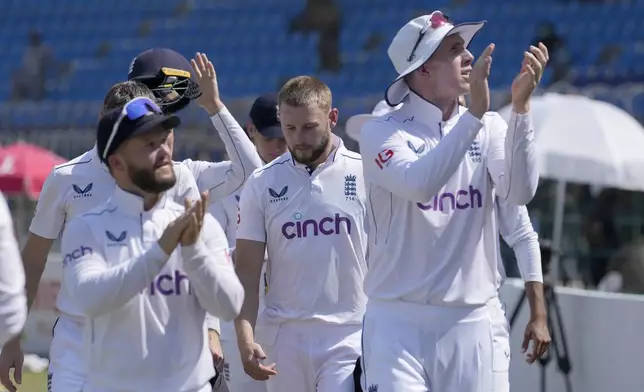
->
[374, 149, 394, 169]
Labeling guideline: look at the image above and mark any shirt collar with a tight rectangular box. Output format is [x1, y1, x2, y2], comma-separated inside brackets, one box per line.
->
[402, 91, 460, 128]
[90, 145, 110, 173]
[289, 134, 346, 171]
[111, 186, 169, 216]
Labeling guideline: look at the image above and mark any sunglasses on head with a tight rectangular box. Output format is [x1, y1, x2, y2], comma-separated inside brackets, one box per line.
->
[407, 12, 452, 62]
[102, 97, 162, 160]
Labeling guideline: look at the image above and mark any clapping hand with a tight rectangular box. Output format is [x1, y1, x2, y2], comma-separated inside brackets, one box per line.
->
[511, 42, 549, 113]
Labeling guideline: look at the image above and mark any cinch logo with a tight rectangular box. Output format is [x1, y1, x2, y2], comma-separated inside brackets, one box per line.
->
[62, 246, 93, 267]
[72, 183, 93, 199]
[281, 212, 352, 239]
[416, 186, 483, 211]
[148, 270, 192, 296]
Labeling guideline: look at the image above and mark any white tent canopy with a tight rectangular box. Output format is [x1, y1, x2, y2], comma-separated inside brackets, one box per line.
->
[498, 93, 644, 192]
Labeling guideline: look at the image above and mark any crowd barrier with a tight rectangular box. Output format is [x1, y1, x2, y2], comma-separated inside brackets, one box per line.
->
[21, 261, 644, 391]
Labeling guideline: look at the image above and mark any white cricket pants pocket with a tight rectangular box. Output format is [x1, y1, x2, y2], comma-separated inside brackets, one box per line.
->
[261, 321, 361, 392]
[48, 316, 87, 392]
[488, 297, 511, 392]
[362, 299, 494, 392]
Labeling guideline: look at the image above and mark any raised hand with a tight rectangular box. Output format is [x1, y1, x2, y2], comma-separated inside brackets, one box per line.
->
[190, 52, 224, 115]
[511, 42, 549, 113]
[469, 43, 495, 119]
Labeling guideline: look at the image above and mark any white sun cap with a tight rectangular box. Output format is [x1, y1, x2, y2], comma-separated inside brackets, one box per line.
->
[345, 100, 402, 142]
[385, 10, 486, 106]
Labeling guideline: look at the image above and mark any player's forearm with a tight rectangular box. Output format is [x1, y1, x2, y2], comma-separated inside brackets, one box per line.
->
[182, 243, 244, 321]
[208, 106, 262, 198]
[22, 248, 50, 312]
[525, 281, 547, 319]
[512, 235, 543, 283]
[205, 313, 221, 335]
[68, 244, 168, 318]
[500, 112, 538, 204]
[234, 272, 261, 344]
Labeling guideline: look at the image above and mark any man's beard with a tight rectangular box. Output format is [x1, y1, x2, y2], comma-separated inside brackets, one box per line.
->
[129, 165, 176, 194]
[289, 132, 330, 165]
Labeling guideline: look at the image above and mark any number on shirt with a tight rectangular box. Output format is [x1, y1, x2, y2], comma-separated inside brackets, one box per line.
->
[375, 149, 394, 169]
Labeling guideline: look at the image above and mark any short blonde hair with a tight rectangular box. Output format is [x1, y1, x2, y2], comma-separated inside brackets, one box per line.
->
[278, 76, 332, 111]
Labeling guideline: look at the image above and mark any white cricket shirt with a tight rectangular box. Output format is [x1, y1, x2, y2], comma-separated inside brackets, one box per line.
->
[181, 107, 262, 201]
[496, 197, 542, 287]
[360, 92, 538, 306]
[29, 146, 200, 319]
[61, 187, 244, 392]
[0, 192, 27, 345]
[237, 136, 368, 325]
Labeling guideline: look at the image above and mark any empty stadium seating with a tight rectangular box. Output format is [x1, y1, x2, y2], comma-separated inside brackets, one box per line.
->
[1, 0, 643, 131]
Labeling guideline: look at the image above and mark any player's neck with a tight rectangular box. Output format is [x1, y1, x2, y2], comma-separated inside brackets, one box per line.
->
[308, 140, 335, 170]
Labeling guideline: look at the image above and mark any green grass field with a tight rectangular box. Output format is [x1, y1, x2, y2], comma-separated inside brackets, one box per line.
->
[0, 372, 46, 392]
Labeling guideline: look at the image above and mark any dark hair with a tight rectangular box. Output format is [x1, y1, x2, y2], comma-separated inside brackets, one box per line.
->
[101, 81, 155, 116]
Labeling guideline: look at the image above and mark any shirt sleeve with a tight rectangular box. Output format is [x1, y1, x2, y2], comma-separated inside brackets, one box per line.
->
[235, 175, 266, 243]
[0, 193, 27, 345]
[62, 218, 170, 318]
[360, 112, 484, 202]
[183, 107, 262, 201]
[203, 202, 228, 334]
[181, 214, 244, 322]
[28, 169, 66, 239]
[172, 164, 201, 203]
[485, 111, 538, 205]
[496, 198, 542, 282]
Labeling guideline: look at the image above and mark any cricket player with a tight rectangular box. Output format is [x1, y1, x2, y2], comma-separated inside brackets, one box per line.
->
[348, 99, 550, 392]
[235, 76, 367, 392]
[210, 93, 287, 392]
[0, 49, 260, 391]
[0, 192, 26, 346]
[358, 10, 548, 391]
[62, 97, 243, 391]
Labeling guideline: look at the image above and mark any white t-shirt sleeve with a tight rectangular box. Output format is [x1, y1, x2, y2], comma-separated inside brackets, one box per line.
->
[496, 198, 542, 283]
[0, 193, 27, 345]
[181, 214, 244, 322]
[62, 218, 170, 318]
[235, 175, 266, 243]
[29, 169, 66, 239]
[485, 112, 538, 205]
[209, 202, 228, 237]
[360, 113, 484, 202]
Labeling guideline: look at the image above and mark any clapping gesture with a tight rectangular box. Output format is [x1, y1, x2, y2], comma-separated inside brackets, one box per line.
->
[158, 192, 209, 254]
[511, 42, 549, 113]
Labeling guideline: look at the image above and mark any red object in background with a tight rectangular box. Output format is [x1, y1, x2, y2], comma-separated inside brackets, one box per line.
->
[0, 141, 67, 199]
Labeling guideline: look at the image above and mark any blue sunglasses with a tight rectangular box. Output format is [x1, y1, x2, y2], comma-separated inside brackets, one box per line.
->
[102, 97, 163, 160]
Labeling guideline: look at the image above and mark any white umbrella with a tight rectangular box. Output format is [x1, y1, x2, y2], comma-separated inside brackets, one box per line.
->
[498, 93, 644, 283]
[498, 93, 644, 192]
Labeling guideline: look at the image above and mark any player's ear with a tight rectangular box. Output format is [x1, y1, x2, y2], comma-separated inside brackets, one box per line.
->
[107, 154, 125, 172]
[246, 123, 258, 140]
[328, 108, 339, 129]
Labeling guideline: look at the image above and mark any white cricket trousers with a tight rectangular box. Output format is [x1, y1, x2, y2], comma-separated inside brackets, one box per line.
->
[488, 297, 511, 392]
[257, 321, 361, 392]
[361, 299, 495, 392]
[48, 315, 87, 392]
[221, 337, 267, 392]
